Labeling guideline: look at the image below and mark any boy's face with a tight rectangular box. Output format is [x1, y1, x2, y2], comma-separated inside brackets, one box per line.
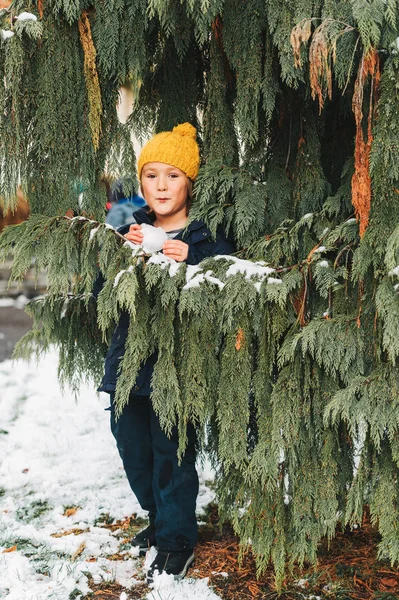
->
[141, 162, 189, 222]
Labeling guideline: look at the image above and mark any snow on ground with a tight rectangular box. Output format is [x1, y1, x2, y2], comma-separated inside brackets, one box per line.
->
[0, 296, 29, 309]
[0, 349, 220, 600]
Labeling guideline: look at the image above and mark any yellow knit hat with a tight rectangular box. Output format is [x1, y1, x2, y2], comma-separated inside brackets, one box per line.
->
[138, 122, 200, 181]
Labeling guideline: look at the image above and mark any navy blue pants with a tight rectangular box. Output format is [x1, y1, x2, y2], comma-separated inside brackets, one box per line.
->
[109, 393, 199, 551]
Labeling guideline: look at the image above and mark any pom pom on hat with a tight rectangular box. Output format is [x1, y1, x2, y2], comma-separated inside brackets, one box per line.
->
[138, 122, 200, 180]
[173, 122, 196, 138]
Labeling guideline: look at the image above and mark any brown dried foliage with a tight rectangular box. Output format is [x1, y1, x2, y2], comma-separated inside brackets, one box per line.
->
[2, 545, 17, 553]
[51, 527, 89, 538]
[211, 15, 235, 91]
[290, 19, 312, 69]
[63, 505, 80, 517]
[38, 0, 44, 19]
[292, 18, 356, 113]
[79, 508, 399, 600]
[78, 11, 102, 152]
[309, 20, 334, 113]
[235, 328, 244, 351]
[291, 280, 307, 328]
[351, 49, 380, 238]
[211, 15, 223, 42]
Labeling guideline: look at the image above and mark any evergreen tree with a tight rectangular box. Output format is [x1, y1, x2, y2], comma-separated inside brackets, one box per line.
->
[1, 0, 399, 587]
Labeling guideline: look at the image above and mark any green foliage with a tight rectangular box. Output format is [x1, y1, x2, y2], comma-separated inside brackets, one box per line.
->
[2, 0, 399, 590]
[351, 0, 385, 53]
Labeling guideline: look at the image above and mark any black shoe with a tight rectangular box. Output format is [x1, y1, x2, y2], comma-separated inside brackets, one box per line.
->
[130, 522, 156, 555]
[146, 549, 195, 583]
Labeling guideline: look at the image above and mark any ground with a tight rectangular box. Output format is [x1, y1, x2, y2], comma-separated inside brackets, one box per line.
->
[0, 299, 32, 361]
[0, 299, 399, 600]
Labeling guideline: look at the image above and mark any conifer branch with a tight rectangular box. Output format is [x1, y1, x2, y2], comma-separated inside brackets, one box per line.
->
[1, 1, 399, 585]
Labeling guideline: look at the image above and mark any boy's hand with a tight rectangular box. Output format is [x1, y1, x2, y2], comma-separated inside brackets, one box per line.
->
[124, 223, 143, 245]
[163, 240, 189, 262]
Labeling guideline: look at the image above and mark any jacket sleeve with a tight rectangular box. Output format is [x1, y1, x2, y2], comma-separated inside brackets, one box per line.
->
[92, 270, 105, 301]
[186, 228, 235, 265]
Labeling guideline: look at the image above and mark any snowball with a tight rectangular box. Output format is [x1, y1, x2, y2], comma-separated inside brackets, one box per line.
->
[141, 224, 168, 254]
[15, 12, 38, 21]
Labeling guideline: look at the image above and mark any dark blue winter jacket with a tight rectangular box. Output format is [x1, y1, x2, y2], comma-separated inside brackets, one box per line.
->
[98, 207, 234, 395]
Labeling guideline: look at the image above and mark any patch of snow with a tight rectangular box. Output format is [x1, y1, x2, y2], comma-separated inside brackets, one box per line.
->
[89, 226, 100, 240]
[147, 253, 175, 269]
[0, 349, 220, 599]
[313, 246, 326, 253]
[204, 271, 225, 290]
[143, 546, 158, 572]
[183, 273, 205, 290]
[1, 30, 15, 39]
[318, 260, 329, 268]
[267, 277, 282, 285]
[0, 295, 29, 309]
[70, 216, 95, 223]
[123, 239, 138, 250]
[186, 265, 202, 283]
[114, 265, 134, 288]
[217, 255, 275, 280]
[15, 12, 38, 21]
[183, 270, 224, 291]
[148, 574, 221, 600]
[169, 262, 183, 277]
